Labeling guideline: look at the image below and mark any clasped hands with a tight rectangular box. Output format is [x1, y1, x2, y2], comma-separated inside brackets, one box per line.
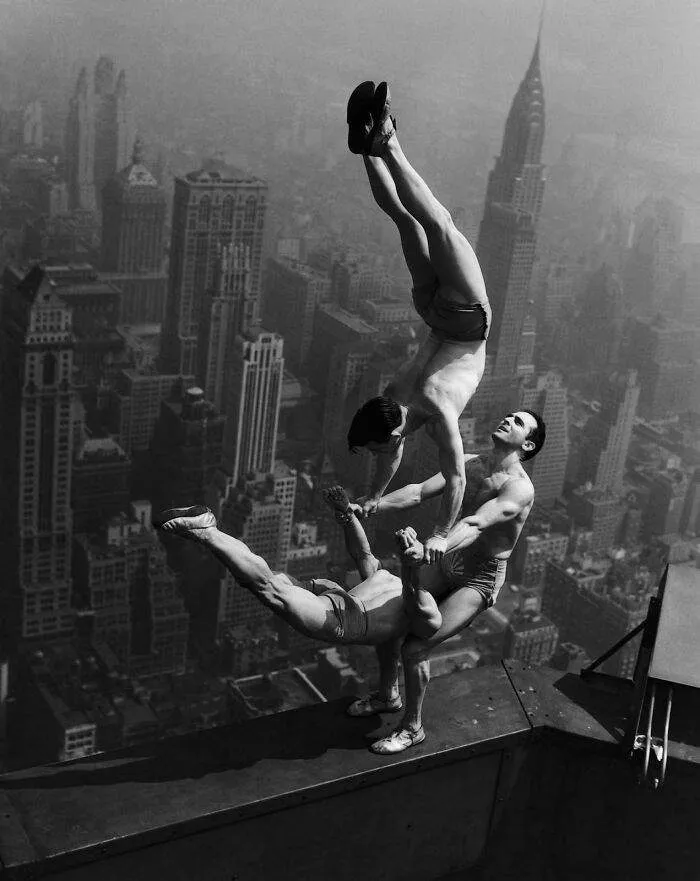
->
[395, 526, 448, 566]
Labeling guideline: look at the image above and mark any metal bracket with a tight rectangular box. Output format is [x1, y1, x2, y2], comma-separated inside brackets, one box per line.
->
[630, 681, 673, 789]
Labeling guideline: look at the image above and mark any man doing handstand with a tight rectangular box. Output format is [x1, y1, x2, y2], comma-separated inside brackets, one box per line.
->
[345, 81, 491, 563]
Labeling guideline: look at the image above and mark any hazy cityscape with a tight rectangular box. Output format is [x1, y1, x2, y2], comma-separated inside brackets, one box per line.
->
[0, 0, 699, 779]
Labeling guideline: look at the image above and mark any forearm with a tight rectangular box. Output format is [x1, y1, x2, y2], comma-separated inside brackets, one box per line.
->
[367, 448, 403, 501]
[337, 511, 378, 579]
[443, 518, 482, 554]
[431, 477, 466, 538]
[376, 482, 421, 514]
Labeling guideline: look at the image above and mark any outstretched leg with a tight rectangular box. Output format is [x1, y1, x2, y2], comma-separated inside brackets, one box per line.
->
[155, 507, 342, 641]
[376, 127, 486, 304]
[363, 155, 435, 289]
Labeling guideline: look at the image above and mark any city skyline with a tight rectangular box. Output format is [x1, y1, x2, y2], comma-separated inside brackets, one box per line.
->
[0, 14, 698, 782]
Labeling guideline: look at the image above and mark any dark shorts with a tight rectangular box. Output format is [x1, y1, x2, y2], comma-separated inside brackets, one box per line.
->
[412, 281, 490, 343]
[438, 552, 507, 609]
[307, 578, 369, 643]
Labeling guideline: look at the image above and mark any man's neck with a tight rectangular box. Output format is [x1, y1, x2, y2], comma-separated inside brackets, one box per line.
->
[487, 445, 523, 474]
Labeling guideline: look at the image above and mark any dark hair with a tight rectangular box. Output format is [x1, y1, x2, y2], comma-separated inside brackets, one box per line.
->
[347, 396, 402, 451]
[520, 409, 546, 461]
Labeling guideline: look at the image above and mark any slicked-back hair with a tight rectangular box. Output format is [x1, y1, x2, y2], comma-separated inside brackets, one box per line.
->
[347, 396, 402, 451]
[520, 409, 546, 461]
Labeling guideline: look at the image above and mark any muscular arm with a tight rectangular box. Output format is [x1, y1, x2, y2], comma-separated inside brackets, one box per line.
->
[365, 439, 405, 506]
[338, 511, 380, 580]
[429, 413, 467, 539]
[376, 453, 480, 515]
[444, 478, 534, 554]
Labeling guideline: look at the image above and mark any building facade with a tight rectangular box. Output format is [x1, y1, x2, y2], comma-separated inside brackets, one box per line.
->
[160, 160, 268, 378]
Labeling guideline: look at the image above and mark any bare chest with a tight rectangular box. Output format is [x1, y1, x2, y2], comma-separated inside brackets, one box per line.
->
[463, 464, 508, 514]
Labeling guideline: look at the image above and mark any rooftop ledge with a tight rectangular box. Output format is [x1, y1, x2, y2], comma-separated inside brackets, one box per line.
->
[0, 662, 698, 881]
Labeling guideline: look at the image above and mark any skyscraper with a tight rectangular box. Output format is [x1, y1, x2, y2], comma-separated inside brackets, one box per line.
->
[100, 137, 167, 324]
[576, 370, 639, 493]
[197, 242, 254, 411]
[0, 267, 78, 643]
[624, 196, 683, 316]
[65, 57, 131, 214]
[160, 159, 268, 378]
[224, 328, 284, 484]
[150, 387, 226, 511]
[263, 258, 330, 374]
[521, 371, 568, 506]
[217, 463, 296, 629]
[476, 35, 546, 380]
[625, 315, 699, 420]
[93, 58, 131, 206]
[65, 67, 96, 212]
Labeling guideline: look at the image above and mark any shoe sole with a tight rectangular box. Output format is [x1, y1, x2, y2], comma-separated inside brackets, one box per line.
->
[153, 505, 212, 529]
[347, 80, 375, 154]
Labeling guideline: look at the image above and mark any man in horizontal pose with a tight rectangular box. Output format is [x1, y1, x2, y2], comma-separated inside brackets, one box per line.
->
[345, 80, 491, 563]
[154, 409, 545, 754]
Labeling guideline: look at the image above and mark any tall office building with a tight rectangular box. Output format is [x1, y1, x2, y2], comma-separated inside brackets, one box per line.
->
[224, 328, 284, 484]
[160, 159, 267, 378]
[93, 57, 131, 206]
[217, 463, 296, 629]
[572, 266, 626, 390]
[624, 196, 683, 316]
[625, 315, 699, 420]
[150, 387, 226, 511]
[197, 242, 255, 411]
[475, 34, 546, 385]
[100, 138, 167, 324]
[65, 57, 131, 213]
[576, 370, 639, 493]
[307, 305, 378, 398]
[521, 371, 568, 506]
[0, 267, 78, 643]
[263, 258, 330, 374]
[65, 67, 96, 212]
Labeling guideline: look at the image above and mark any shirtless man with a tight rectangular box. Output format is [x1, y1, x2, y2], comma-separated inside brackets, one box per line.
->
[153, 409, 545, 754]
[346, 81, 491, 562]
[350, 408, 546, 754]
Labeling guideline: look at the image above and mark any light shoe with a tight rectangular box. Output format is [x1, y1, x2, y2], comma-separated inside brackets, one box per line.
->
[153, 505, 216, 539]
[370, 726, 426, 754]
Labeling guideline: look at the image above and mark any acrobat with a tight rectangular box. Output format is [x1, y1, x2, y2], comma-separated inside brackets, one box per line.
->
[345, 81, 492, 563]
[153, 409, 545, 754]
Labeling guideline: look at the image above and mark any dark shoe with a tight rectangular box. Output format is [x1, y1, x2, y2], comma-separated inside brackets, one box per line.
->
[347, 80, 375, 154]
[366, 82, 396, 155]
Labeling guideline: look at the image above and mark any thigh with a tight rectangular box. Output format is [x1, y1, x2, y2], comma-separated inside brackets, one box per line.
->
[414, 584, 487, 651]
[267, 572, 342, 641]
[426, 224, 486, 304]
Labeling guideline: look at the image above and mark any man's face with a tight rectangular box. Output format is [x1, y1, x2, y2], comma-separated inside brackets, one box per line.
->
[492, 411, 538, 454]
[365, 435, 402, 456]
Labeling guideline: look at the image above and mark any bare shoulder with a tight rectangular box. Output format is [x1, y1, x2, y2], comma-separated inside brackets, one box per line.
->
[501, 474, 535, 505]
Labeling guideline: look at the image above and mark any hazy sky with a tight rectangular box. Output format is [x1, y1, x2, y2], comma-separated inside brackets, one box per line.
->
[1, 0, 699, 147]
